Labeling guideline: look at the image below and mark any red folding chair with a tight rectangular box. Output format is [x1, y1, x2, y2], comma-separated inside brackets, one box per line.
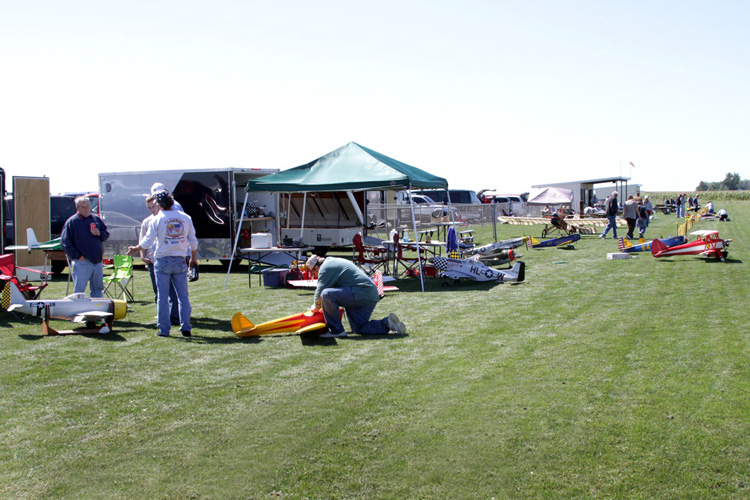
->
[352, 233, 390, 276]
[0, 253, 51, 301]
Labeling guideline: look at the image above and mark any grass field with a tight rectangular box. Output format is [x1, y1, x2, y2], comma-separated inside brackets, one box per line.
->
[2, 202, 748, 499]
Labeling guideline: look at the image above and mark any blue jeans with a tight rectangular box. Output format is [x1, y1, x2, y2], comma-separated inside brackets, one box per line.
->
[147, 262, 180, 323]
[72, 258, 104, 298]
[155, 256, 191, 335]
[320, 287, 388, 335]
[601, 215, 618, 238]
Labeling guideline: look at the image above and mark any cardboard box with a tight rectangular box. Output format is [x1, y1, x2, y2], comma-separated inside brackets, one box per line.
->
[262, 268, 289, 287]
[251, 233, 272, 248]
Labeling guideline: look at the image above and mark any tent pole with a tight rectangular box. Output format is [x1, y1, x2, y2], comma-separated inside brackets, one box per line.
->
[225, 189, 249, 289]
[301, 193, 307, 239]
[346, 191, 365, 226]
[407, 187, 425, 292]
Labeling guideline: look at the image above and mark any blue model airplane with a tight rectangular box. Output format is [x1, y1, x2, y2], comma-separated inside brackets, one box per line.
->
[618, 235, 686, 253]
[527, 233, 581, 249]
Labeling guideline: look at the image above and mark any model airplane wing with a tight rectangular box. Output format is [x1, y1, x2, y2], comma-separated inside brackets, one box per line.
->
[5, 228, 62, 251]
[72, 311, 114, 323]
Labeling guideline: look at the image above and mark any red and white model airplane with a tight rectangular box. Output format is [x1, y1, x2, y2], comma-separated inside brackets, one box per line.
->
[651, 230, 731, 261]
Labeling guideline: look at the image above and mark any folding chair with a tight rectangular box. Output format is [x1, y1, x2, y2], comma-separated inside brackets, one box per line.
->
[0, 253, 51, 316]
[392, 233, 426, 279]
[103, 254, 134, 301]
[352, 233, 389, 276]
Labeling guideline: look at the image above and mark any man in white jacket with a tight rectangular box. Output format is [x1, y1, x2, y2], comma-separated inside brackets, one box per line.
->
[127, 191, 198, 337]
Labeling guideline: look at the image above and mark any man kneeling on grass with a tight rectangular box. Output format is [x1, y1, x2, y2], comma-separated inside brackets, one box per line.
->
[306, 255, 406, 338]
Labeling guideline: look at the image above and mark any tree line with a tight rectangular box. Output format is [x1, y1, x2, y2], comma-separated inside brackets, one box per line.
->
[696, 172, 749, 191]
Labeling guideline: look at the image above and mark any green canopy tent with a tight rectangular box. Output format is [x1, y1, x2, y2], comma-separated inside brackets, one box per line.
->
[228, 142, 450, 291]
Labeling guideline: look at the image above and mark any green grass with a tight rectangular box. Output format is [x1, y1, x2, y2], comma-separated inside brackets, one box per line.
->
[2, 202, 749, 499]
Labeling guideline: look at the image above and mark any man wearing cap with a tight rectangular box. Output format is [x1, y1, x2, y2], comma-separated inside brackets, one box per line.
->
[305, 255, 405, 338]
[127, 192, 198, 337]
[150, 182, 187, 324]
[599, 191, 619, 239]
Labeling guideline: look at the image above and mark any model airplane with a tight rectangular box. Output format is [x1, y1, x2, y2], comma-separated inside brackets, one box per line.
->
[431, 256, 525, 286]
[651, 230, 731, 261]
[232, 309, 342, 337]
[466, 248, 516, 266]
[527, 233, 581, 249]
[464, 237, 528, 259]
[6, 282, 127, 335]
[618, 235, 686, 253]
[5, 228, 62, 251]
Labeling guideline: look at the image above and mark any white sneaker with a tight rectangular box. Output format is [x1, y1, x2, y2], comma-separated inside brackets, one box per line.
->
[386, 313, 406, 335]
[320, 331, 347, 338]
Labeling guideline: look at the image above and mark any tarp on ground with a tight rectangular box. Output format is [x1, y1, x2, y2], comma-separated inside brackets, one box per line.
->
[245, 142, 448, 193]
[526, 187, 574, 206]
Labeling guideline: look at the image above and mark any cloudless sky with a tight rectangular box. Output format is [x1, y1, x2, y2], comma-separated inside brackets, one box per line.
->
[2, 0, 748, 195]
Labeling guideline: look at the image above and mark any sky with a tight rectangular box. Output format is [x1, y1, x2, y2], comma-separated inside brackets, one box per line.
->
[2, 0, 749, 196]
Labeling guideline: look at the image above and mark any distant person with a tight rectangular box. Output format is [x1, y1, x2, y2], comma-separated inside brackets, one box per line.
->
[61, 196, 110, 297]
[127, 192, 198, 337]
[623, 195, 638, 239]
[706, 200, 715, 213]
[305, 255, 406, 338]
[642, 195, 653, 227]
[636, 199, 648, 239]
[718, 208, 730, 221]
[599, 191, 619, 239]
[676, 193, 685, 218]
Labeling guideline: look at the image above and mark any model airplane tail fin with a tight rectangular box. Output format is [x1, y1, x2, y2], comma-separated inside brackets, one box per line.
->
[514, 261, 525, 282]
[26, 228, 40, 247]
[651, 238, 668, 257]
[5, 282, 28, 311]
[618, 238, 632, 251]
[527, 236, 540, 249]
[231, 312, 256, 335]
[638, 237, 646, 244]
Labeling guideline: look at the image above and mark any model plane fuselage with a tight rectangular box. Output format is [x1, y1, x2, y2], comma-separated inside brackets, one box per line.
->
[465, 237, 527, 258]
[6, 282, 127, 334]
[232, 309, 343, 337]
[619, 235, 686, 253]
[528, 233, 580, 249]
[431, 257, 525, 284]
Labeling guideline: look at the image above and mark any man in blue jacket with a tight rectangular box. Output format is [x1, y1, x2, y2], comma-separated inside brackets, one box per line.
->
[61, 196, 110, 297]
